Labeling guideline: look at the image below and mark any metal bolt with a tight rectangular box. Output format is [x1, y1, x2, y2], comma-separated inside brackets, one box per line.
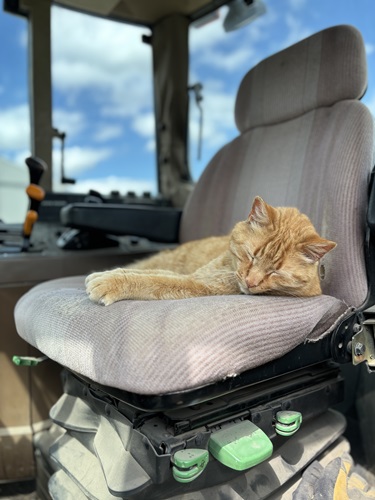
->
[353, 324, 361, 333]
[354, 342, 366, 356]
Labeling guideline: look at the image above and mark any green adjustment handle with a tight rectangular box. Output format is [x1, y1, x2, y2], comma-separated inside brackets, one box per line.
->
[208, 420, 273, 471]
[172, 449, 209, 483]
[275, 411, 302, 437]
[12, 355, 48, 367]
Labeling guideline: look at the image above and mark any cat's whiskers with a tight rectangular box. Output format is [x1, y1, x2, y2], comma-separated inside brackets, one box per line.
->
[238, 283, 251, 295]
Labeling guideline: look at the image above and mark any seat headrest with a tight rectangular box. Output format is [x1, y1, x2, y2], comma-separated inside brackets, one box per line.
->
[235, 25, 367, 132]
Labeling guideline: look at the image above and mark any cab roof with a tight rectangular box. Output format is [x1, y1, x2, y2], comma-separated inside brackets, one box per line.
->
[48, 0, 228, 26]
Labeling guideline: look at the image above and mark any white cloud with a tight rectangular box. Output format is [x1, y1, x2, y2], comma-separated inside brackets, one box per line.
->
[0, 104, 30, 150]
[53, 108, 85, 137]
[239, 3, 278, 45]
[2, 2, 299, 193]
[51, 7, 153, 117]
[190, 3, 277, 71]
[132, 113, 155, 137]
[0, 103, 87, 152]
[188, 3, 279, 162]
[19, 28, 27, 49]
[190, 11, 229, 54]
[12, 145, 112, 181]
[288, 0, 307, 10]
[131, 113, 156, 152]
[52, 146, 112, 177]
[281, 14, 312, 48]
[94, 124, 123, 142]
[128, 83, 237, 157]
[146, 139, 156, 152]
[365, 43, 375, 55]
[0, 102, 116, 177]
[190, 82, 237, 151]
[12, 150, 32, 167]
[198, 45, 256, 72]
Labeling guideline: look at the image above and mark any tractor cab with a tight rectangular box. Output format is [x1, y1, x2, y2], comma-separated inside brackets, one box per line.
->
[1, 1, 375, 499]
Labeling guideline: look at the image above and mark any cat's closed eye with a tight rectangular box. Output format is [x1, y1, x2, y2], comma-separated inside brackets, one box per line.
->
[246, 250, 255, 261]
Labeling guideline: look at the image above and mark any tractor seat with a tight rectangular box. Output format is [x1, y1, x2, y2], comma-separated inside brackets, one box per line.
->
[15, 25, 373, 406]
[15, 275, 349, 399]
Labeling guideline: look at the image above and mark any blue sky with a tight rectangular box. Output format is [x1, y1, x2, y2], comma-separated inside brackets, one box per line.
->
[1, 0, 375, 196]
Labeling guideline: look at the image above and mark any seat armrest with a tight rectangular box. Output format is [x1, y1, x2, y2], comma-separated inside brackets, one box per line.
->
[60, 203, 182, 243]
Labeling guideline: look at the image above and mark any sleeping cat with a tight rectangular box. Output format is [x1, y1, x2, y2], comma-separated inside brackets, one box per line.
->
[86, 196, 336, 305]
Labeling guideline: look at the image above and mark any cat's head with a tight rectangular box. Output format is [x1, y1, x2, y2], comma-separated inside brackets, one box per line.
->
[229, 196, 336, 297]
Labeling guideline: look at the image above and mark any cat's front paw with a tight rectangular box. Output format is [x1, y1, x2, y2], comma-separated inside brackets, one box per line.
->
[85, 270, 128, 306]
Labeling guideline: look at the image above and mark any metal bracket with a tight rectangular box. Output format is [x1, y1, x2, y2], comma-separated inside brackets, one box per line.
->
[351, 319, 375, 372]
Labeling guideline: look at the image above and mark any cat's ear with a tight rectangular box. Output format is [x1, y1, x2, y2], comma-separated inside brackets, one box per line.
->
[247, 196, 274, 226]
[300, 238, 337, 263]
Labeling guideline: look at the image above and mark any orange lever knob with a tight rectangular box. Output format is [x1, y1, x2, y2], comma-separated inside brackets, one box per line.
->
[26, 184, 45, 202]
[23, 210, 39, 237]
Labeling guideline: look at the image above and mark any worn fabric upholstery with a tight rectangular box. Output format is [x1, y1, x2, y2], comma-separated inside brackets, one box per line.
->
[14, 25, 373, 395]
[235, 25, 367, 131]
[15, 276, 350, 394]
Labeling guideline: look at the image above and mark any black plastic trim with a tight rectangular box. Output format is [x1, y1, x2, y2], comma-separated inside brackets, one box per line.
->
[60, 203, 182, 243]
[71, 334, 339, 412]
[363, 166, 375, 310]
[3, 0, 28, 17]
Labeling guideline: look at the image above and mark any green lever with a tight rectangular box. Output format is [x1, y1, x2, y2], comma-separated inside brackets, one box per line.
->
[275, 411, 302, 437]
[12, 355, 48, 367]
[208, 420, 273, 471]
[172, 449, 209, 483]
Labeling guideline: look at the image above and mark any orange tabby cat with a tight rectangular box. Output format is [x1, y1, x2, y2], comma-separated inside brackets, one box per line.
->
[86, 197, 336, 305]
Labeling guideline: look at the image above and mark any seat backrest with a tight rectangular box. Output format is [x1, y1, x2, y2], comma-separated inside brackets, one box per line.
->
[180, 25, 374, 308]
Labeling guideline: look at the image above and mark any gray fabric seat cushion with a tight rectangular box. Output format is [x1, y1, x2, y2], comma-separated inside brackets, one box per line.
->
[15, 276, 350, 395]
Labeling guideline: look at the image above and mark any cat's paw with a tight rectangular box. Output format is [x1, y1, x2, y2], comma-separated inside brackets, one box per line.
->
[85, 270, 128, 306]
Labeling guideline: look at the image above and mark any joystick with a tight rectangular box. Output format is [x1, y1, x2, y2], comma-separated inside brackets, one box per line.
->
[0, 156, 47, 253]
[22, 157, 47, 251]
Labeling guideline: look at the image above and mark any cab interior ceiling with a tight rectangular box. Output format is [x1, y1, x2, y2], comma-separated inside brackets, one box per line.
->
[52, 0, 231, 26]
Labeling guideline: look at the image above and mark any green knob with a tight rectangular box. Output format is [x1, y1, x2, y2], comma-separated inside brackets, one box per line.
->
[172, 449, 209, 483]
[275, 411, 302, 436]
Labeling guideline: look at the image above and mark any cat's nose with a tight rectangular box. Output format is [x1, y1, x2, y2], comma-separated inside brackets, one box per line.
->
[246, 276, 262, 289]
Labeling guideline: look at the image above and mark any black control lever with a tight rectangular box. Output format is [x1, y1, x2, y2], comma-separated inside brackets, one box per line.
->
[0, 156, 47, 253]
[22, 156, 47, 251]
[25, 156, 46, 185]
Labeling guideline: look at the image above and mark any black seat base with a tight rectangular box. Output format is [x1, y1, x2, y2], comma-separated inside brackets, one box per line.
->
[41, 363, 345, 498]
